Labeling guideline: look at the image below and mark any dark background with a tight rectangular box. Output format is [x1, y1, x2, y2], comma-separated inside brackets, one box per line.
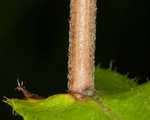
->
[0, 0, 149, 119]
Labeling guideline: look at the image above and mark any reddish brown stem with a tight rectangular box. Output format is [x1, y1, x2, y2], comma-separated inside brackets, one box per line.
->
[68, 0, 96, 95]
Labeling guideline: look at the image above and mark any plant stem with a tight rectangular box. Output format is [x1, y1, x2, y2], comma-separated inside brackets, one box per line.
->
[68, 0, 96, 95]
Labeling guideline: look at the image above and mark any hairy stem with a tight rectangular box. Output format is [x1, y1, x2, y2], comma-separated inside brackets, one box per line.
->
[68, 0, 96, 95]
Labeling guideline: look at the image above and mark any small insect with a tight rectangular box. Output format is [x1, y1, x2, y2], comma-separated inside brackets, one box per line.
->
[16, 79, 43, 99]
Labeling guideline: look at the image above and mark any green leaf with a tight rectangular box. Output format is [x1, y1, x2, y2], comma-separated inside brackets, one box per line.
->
[95, 67, 150, 120]
[5, 67, 150, 120]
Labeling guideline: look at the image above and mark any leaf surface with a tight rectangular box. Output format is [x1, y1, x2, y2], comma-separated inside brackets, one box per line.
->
[5, 67, 150, 120]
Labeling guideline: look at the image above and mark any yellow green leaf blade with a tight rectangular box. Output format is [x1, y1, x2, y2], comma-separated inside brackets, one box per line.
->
[5, 67, 150, 120]
[6, 94, 115, 120]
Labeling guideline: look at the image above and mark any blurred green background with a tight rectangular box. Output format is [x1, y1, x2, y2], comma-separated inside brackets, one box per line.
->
[0, 0, 149, 119]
